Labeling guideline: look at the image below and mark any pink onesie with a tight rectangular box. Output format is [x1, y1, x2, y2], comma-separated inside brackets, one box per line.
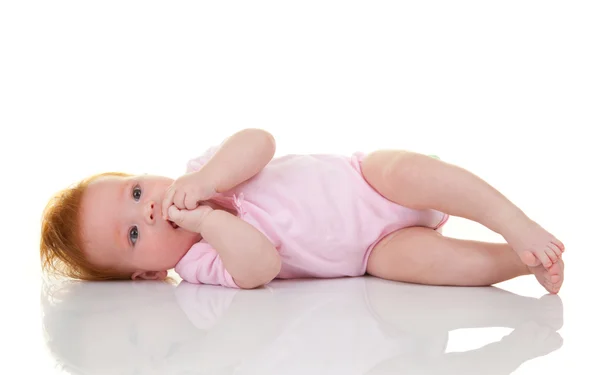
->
[174, 148, 449, 288]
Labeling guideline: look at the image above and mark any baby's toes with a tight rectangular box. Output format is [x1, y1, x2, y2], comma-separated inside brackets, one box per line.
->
[548, 243, 562, 259]
[547, 265, 561, 284]
[548, 261, 564, 292]
[545, 246, 559, 264]
[552, 239, 565, 253]
[536, 251, 553, 270]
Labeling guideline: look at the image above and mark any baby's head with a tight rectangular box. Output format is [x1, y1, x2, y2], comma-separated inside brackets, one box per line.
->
[40, 172, 201, 281]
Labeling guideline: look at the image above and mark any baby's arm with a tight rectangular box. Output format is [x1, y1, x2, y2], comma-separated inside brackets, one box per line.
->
[199, 208, 281, 289]
[200, 128, 276, 193]
[162, 128, 275, 216]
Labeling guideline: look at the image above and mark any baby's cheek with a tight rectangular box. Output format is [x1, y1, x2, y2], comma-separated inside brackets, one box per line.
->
[151, 231, 182, 262]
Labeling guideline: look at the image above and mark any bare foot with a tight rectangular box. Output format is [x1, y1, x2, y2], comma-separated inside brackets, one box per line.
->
[528, 258, 564, 294]
[504, 218, 565, 269]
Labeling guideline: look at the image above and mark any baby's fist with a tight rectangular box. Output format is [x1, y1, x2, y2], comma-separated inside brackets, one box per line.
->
[167, 205, 214, 233]
[161, 171, 217, 220]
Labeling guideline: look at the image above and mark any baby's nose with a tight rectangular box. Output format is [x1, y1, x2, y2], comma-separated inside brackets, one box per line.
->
[144, 200, 156, 224]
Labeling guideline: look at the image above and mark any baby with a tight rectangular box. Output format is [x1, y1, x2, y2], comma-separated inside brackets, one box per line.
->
[40, 128, 565, 293]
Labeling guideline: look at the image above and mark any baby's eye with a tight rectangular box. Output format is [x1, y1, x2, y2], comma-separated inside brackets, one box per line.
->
[129, 226, 139, 245]
[132, 185, 142, 201]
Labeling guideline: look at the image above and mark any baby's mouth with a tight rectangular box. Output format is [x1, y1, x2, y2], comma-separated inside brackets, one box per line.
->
[168, 220, 179, 229]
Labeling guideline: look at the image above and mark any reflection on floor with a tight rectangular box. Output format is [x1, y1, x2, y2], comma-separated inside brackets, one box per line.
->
[41, 276, 563, 375]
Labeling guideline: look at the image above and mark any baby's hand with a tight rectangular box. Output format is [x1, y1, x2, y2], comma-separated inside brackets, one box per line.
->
[167, 205, 214, 233]
[162, 171, 217, 220]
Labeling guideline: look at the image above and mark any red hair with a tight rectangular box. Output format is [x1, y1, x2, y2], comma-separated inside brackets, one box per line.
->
[40, 172, 133, 281]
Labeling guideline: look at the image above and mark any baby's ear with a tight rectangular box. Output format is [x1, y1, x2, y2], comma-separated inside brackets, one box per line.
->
[131, 270, 168, 281]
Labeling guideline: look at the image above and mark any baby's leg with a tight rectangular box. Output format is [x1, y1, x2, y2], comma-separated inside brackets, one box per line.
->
[361, 150, 565, 269]
[366, 227, 563, 293]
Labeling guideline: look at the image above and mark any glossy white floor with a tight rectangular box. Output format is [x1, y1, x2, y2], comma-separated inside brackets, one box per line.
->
[33, 276, 570, 375]
[33, 267, 591, 375]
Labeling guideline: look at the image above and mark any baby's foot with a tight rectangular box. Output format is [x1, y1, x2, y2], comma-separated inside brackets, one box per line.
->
[504, 219, 565, 269]
[528, 258, 564, 294]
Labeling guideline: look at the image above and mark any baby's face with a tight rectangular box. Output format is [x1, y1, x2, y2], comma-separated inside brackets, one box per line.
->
[79, 174, 201, 279]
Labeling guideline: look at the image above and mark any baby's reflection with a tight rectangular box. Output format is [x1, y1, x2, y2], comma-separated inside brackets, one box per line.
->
[41, 277, 563, 374]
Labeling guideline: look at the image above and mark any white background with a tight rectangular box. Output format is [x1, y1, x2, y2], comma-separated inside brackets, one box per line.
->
[1, 1, 598, 374]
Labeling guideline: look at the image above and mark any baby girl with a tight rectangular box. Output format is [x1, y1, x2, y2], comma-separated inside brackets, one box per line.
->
[40, 128, 565, 293]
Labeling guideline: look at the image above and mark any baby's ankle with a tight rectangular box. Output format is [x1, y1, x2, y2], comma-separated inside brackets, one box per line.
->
[491, 207, 530, 239]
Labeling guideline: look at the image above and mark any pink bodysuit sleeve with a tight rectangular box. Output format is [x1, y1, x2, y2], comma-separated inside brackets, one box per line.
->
[174, 241, 240, 289]
[186, 146, 221, 173]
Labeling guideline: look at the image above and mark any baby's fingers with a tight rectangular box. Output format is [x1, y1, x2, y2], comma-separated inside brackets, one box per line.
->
[184, 193, 201, 210]
[173, 191, 187, 210]
[167, 206, 190, 230]
[167, 205, 207, 233]
[162, 186, 176, 220]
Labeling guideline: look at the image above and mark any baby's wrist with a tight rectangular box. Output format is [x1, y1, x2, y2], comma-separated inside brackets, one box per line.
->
[193, 169, 220, 194]
[197, 206, 216, 233]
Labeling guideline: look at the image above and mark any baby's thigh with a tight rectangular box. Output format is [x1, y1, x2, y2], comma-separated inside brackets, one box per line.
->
[360, 150, 399, 196]
[360, 149, 419, 205]
[366, 226, 445, 284]
[360, 150, 442, 207]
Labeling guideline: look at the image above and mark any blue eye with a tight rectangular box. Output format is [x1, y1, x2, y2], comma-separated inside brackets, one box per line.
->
[132, 185, 142, 201]
[129, 226, 139, 245]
